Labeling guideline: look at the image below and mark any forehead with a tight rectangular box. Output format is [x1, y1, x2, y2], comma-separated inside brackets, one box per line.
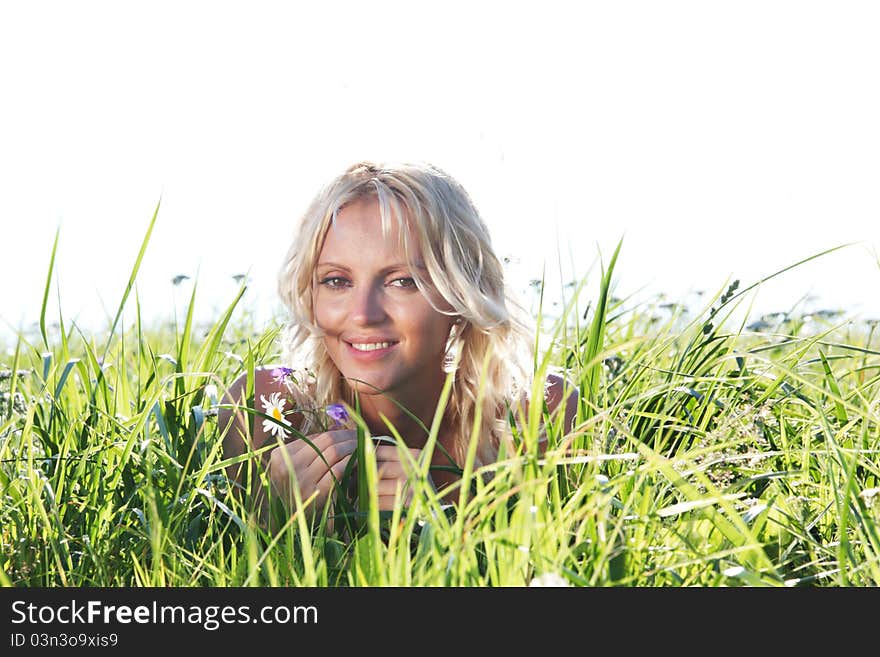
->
[319, 197, 419, 262]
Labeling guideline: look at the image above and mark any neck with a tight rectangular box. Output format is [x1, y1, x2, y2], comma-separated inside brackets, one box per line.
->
[351, 386, 445, 448]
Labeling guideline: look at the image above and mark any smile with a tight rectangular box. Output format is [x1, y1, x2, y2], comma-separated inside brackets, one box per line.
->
[344, 340, 399, 360]
[350, 341, 393, 351]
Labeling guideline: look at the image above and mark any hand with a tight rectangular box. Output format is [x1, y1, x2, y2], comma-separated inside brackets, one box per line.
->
[374, 443, 435, 511]
[267, 429, 357, 512]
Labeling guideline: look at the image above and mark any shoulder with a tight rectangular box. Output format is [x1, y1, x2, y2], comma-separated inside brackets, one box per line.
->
[219, 365, 315, 452]
[543, 372, 579, 412]
[520, 371, 580, 434]
[222, 365, 289, 405]
[221, 365, 315, 425]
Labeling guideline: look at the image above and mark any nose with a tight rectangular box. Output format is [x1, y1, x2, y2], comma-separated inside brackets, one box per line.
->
[350, 282, 388, 326]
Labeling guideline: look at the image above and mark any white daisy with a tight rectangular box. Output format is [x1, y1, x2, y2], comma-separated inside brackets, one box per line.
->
[528, 572, 570, 587]
[260, 393, 292, 439]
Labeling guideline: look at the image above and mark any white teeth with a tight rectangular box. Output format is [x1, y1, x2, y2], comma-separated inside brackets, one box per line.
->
[350, 342, 392, 351]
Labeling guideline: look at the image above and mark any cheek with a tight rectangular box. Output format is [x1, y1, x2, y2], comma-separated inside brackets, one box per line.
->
[410, 311, 454, 352]
[313, 293, 339, 330]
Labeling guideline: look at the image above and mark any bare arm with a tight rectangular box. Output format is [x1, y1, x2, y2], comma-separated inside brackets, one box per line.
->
[543, 372, 579, 435]
[521, 372, 580, 453]
[218, 366, 354, 525]
[218, 366, 304, 487]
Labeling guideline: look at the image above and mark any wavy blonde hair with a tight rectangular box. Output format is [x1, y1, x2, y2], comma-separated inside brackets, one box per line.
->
[277, 161, 534, 467]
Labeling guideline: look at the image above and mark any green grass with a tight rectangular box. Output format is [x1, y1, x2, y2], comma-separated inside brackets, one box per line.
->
[2, 223, 879, 587]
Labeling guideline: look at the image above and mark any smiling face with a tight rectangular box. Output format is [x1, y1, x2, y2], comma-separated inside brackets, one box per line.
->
[313, 197, 456, 400]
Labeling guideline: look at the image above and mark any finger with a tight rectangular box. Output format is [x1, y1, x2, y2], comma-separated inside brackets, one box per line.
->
[374, 445, 422, 461]
[375, 460, 406, 480]
[278, 439, 355, 500]
[270, 435, 348, 490]
[377, 496, 398, 511]
[314, 454, 354, 498]
[297, 453, 354, 505]
[293, 433, 358, 468]
[376, 479, 410, 497]
[294, 429, 357, 453]
[377, 490, 414, 510]
[303, 439, 358, 480]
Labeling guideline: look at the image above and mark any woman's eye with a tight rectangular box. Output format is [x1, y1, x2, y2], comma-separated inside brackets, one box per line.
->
[319, 276, 350, 288]
[388, 277, 417, 289]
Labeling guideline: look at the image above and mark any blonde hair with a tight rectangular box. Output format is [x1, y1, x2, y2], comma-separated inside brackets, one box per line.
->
[277, 161, 534, 467]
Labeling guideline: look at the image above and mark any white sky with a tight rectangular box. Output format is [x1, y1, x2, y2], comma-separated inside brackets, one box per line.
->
[1, 1, 879, 344]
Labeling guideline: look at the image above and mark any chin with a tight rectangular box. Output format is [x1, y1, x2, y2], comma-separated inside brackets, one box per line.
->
[343, 376, 394, 396]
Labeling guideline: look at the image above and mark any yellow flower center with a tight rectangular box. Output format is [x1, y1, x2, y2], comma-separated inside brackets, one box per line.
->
[272, 408, 282, 421]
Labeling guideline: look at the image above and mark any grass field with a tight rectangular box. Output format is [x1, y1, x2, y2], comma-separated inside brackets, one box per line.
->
[2, 214, 878, 586]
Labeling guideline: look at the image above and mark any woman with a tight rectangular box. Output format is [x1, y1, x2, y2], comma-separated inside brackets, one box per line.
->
[219, 161, 578, 518]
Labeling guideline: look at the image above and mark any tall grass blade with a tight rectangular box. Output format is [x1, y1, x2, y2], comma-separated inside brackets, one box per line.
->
[39, 226, 61, 351]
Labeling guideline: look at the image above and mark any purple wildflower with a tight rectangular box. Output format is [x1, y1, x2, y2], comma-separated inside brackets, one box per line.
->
[271, 366, 295, 384]
[325, 403, 349, 427]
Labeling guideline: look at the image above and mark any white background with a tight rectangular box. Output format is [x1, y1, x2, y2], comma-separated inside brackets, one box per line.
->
[1, 1, 878, 345]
